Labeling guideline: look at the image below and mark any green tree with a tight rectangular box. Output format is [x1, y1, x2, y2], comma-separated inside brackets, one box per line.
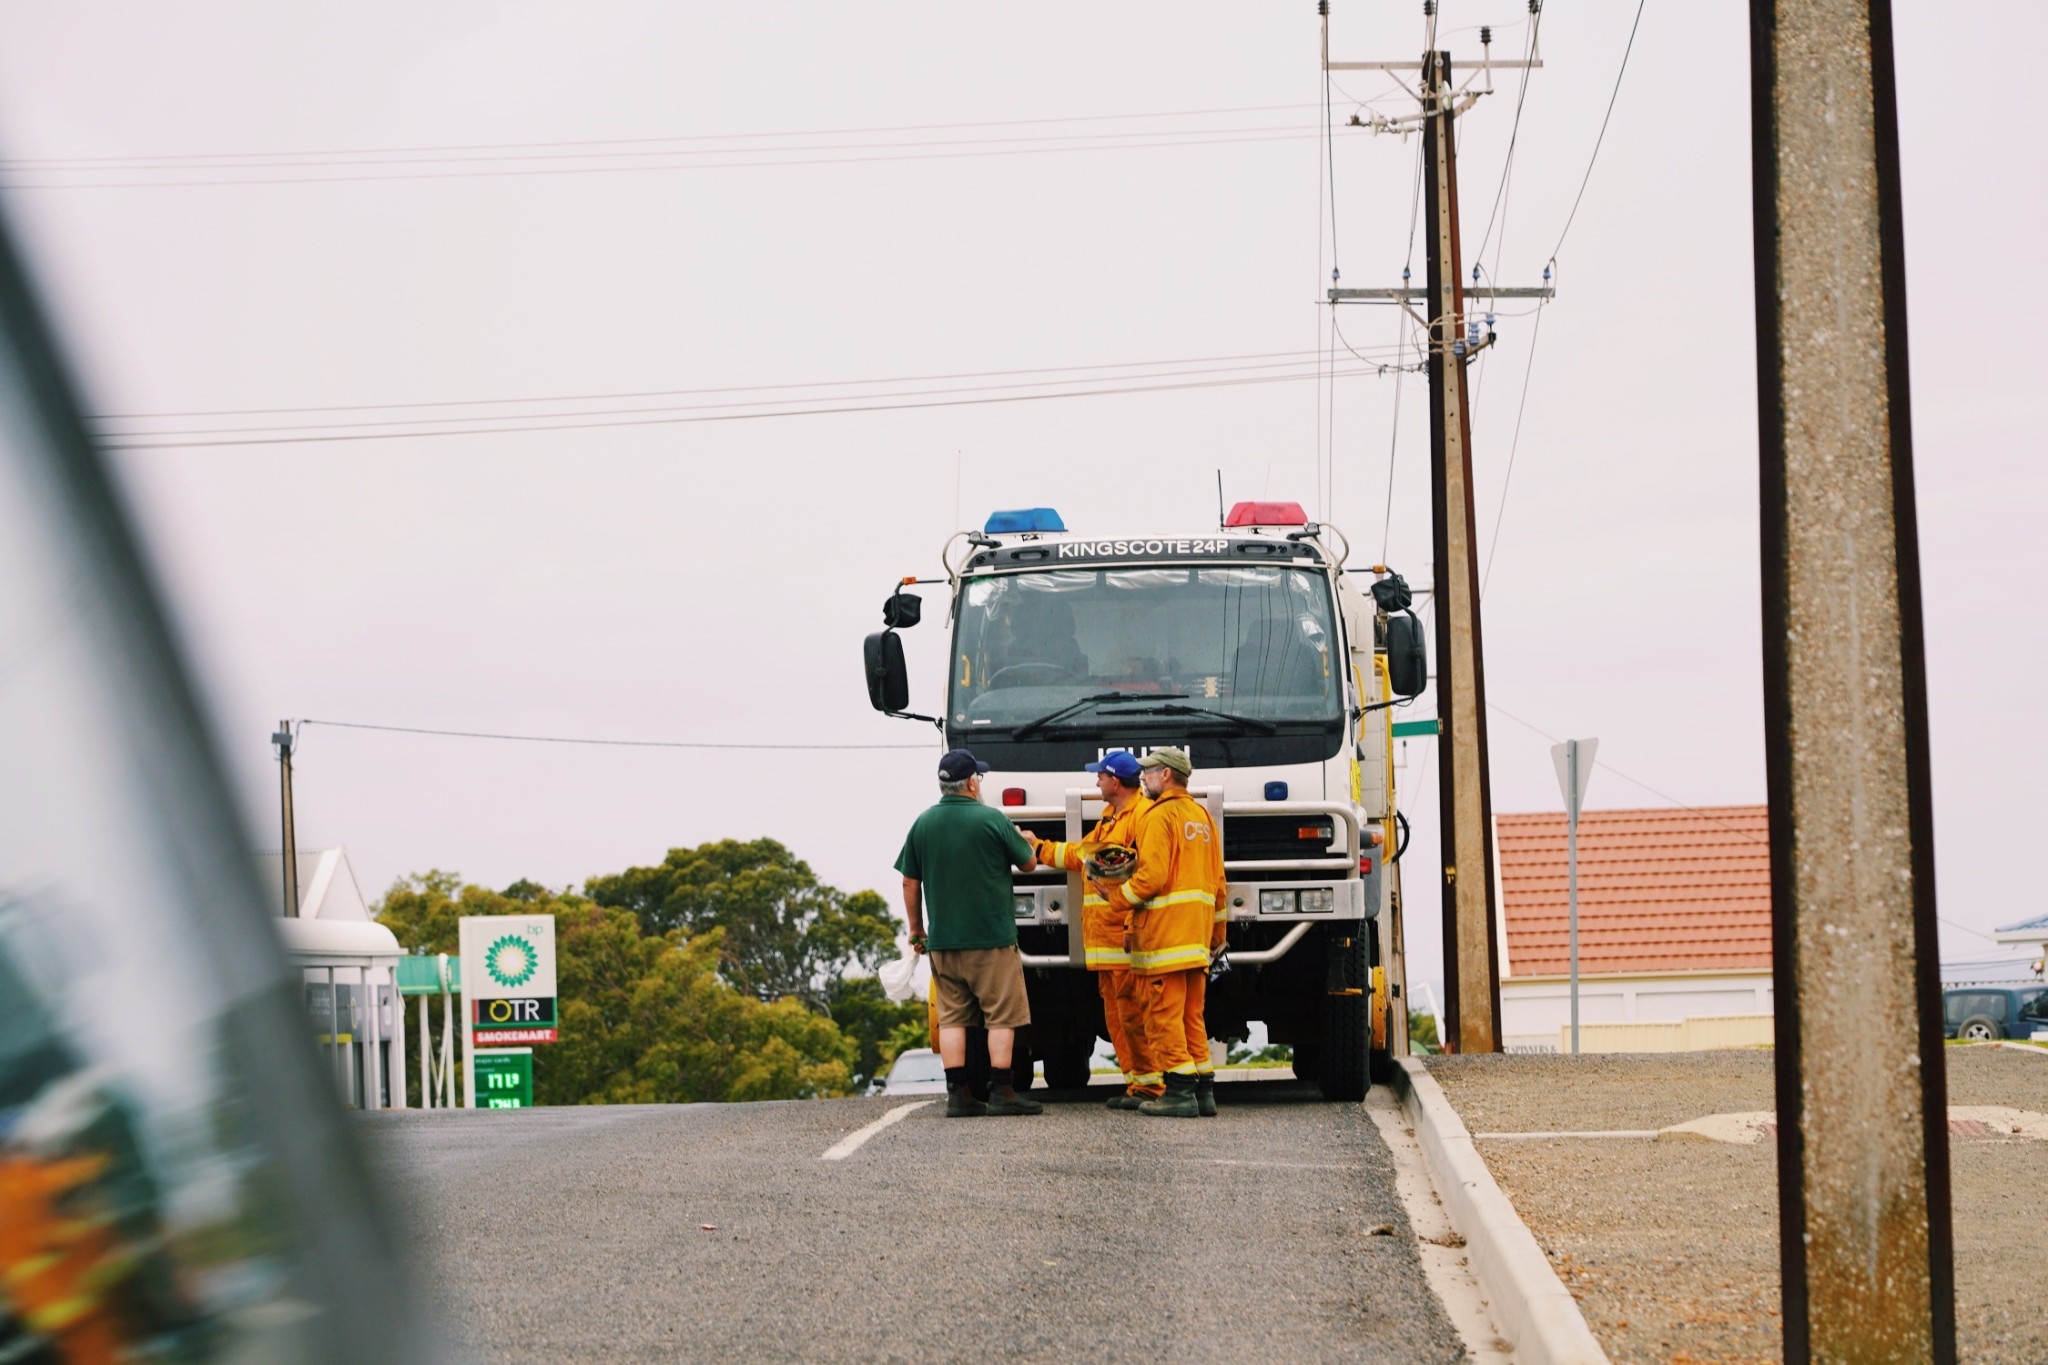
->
[374, 874, 855, 1103]
[1409, 1010, 1440, 1054]
[584, 838, 897, 1005]
[824, 975, 927, 1087]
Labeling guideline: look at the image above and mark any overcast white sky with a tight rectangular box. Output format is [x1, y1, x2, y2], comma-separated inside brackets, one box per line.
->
[0, 2, 2040, 991]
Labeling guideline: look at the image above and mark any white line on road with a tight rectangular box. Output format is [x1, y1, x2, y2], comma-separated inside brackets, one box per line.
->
[1472, 1129, 1660, 1140]
[821, 1100, 937, 1160]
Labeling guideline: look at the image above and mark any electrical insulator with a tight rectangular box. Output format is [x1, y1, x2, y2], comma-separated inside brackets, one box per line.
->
[1423, 0, 1435, 15]
[1453, 339, 1466, 357]
[1332, 267, 1341, 284]
[1542, 263, 1553, 284]
[1402, 265, 1412, 283]
[1481, 26, 1492, 46]
[1471, 264, 1481, 285]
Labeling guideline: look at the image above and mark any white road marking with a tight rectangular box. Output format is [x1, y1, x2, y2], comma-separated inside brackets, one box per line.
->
[821, 1100, 937, 1160]
[1473, 1129, 1660, 1141]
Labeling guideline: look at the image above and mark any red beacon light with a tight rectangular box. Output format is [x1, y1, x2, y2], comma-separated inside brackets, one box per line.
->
[1001, 787, 1027, 807]
[1224, 500, 1310, 528]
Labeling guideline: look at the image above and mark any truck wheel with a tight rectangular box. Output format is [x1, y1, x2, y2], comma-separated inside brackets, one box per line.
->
[1319, 934, 1370, 1102]
[1042, 1035, 1094, 1090]
[1290, 1042, 1321, 1083]
[1957, 1016, 2002, 1042]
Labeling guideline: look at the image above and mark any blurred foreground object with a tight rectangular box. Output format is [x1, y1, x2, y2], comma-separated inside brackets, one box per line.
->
[0, 200, 424, 1359]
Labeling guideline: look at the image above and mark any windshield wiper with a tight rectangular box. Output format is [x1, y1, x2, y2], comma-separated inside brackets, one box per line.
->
[1009, 691, 1190, 740]
[1098, 702, 1280, 734]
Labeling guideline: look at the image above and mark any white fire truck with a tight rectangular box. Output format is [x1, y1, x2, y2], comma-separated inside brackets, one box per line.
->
[863, 501, 1427, 1098]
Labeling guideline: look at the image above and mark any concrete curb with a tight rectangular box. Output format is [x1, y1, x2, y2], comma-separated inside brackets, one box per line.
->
[1395, 1058, 1610, 1365]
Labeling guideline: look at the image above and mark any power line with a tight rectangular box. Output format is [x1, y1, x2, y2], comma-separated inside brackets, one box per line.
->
[297, 718, 930, 751]
[1471, 5, 1544, 269]
[0, 102, 1328, 167]
[106, 361, 1423, 451]
[1480, 299, 1547, 593]
[6, 121, 1327, 176]
[90, 346, 1352, 421]
[3, 129, 1324, 191]
[101, 353, 1406, 440]
[1550, 0, 1647, 262]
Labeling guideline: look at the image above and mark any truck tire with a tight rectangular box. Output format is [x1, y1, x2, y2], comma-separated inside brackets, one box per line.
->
[1957, 1016, 2002, 1042]
[1319, 934, 1370, 1102]
[1042, 1034, 1094, 1090]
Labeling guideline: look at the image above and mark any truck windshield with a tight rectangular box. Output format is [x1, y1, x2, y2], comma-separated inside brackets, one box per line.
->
[950, 566, 1342, 732]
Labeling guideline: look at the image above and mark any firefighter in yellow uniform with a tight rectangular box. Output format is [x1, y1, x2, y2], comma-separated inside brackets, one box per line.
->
[1029, 751, 1157, 1108]
[1094, 747, 1227, 1118]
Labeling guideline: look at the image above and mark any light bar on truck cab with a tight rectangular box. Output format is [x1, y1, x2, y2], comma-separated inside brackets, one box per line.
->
[984, 507, 1067, 534]
[1224, 500, 1309, 527]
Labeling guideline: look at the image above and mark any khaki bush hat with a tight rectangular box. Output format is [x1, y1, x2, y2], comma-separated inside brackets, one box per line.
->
[1136, 747, 1191, 777]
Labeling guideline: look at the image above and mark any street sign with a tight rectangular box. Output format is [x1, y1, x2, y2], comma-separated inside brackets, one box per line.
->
[459, 915, 557, 1108]
[1549, 739, 1597, 1056]
[473, 1048, 534, 1109]
[1550, 737, 1598, 816]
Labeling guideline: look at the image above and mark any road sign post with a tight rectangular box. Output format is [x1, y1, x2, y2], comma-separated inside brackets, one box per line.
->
[458, 915, 557, 1108]
[1550, 738, 1597, 1055]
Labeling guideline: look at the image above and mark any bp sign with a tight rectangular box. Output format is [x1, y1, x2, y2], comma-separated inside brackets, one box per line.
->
[459, 916, 558, 1045]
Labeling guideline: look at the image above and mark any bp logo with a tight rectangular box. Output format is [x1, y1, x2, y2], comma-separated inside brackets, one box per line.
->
[485, 934, 538, 989]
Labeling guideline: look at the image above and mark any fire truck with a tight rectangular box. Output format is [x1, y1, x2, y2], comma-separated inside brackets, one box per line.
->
[862, 501, 1426, 1099]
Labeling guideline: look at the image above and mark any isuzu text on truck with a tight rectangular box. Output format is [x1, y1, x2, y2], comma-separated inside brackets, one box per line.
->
[862, 501, 1426, 1099]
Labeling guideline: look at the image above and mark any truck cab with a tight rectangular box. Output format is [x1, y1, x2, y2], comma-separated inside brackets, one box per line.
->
[863, 501, 1426, 1098]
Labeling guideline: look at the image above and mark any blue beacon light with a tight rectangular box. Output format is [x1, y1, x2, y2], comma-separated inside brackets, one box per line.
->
[983, 508, 1068, 534]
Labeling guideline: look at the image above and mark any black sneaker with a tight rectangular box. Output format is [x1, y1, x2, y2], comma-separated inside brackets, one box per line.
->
[945, 1085, 986, 1118]
[984, 1091, 1044, 1116]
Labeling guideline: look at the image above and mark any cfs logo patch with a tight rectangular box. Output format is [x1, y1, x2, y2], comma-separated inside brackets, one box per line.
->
[1183, 821, 1212, 843]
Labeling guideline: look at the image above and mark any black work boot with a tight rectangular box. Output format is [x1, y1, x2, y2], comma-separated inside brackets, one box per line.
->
[985, 1085, 1044, 1116]
[945, 1084, 986, 1118]
[1138, 1074, 1199, 1118]
[1104, 1091, 1145, 1111]
[1196, 1074, 1218, 1118]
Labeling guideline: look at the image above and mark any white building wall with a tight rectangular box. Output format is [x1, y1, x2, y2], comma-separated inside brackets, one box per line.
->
[1500, 973, 1774, 1052]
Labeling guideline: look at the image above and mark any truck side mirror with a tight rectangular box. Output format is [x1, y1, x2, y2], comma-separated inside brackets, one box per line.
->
[864, 631, 910, 712]
[1385, 612, 1427, 698]
[882, 591, 922, 629]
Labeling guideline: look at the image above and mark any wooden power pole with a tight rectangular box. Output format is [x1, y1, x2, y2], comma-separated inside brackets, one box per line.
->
[1325, 26, 1552, 1054]
[1418, 50, 1500, 1054]
[274, 719, 300, 917]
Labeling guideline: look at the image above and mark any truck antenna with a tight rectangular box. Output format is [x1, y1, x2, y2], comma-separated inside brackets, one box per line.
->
[1216, 470, 1225, 528]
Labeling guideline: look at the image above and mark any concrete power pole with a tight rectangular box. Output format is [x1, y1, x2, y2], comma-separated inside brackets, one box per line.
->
[273, 720, 300, 917]
[1750, 0, 1955, 1356]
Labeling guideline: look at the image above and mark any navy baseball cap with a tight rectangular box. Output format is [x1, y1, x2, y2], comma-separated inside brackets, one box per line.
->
[1084, 751, 1142, 782]
[937, 748, 990, 782]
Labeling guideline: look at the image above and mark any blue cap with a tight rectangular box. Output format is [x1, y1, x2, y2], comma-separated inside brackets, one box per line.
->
[937, 748, 990, 782]
[1084, 751, 1142, 782]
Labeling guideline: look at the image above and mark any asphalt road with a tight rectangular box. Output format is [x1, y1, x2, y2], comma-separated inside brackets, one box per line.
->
[360, 1078, 1466, 1362]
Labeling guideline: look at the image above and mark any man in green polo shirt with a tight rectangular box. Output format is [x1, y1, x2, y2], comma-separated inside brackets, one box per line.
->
[897, 748, 1045, 1117]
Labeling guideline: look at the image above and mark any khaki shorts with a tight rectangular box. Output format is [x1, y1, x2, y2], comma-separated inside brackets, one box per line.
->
[929, 946, 1031, 1030]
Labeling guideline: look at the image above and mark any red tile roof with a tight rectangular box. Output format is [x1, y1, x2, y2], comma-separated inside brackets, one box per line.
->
[1497, 806, 1770, 979]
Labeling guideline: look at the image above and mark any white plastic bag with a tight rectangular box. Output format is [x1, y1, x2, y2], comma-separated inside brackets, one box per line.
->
[878, 951, 931, 1003]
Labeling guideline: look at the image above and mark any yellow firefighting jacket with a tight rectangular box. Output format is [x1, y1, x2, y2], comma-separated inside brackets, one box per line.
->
[1101, 789, 1227, 974]
[1036, 794, 1151, 970]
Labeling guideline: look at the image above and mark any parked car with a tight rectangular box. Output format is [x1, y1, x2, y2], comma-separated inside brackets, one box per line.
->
[879, 1048, 949, 1096]
[1942, 986, 2048, 1041]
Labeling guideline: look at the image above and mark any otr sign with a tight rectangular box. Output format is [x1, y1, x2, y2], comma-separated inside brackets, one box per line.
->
[474, 996, 557, 1027]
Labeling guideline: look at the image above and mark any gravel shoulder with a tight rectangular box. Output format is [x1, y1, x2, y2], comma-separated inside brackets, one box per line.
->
[1425, 1046, 2047, 1364]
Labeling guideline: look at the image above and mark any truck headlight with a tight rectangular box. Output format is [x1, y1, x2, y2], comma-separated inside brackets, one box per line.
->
[1013, 893, 1035, 919]
[1299, 888, 1335, 914]
[1259, 889, 1297, 915]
